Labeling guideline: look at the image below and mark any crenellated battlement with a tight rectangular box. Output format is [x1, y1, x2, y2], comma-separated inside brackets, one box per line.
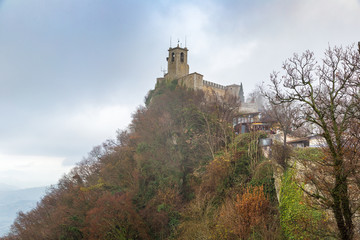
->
[203, 80, 226, 90]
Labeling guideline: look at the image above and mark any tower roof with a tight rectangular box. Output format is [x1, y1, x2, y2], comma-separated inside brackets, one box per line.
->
[169, 46, 188, 51]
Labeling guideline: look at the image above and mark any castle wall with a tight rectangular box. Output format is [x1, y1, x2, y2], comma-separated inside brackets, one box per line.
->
[202, 80, 226, 98]
[178, 72, 203, 90]
[225, 85, 240, 98]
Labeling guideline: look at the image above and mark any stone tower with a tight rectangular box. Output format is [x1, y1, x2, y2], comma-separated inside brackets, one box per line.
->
[164, 43, 189, 80]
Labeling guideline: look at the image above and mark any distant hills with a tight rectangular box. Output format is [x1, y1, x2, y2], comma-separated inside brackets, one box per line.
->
[0, 186, 47, 236]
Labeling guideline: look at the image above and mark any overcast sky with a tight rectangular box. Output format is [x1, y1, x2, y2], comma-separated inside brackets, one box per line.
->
[0, 0, 359, 188]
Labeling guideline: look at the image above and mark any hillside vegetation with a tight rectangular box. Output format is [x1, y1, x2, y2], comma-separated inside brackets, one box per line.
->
[2, 82, 342, 240]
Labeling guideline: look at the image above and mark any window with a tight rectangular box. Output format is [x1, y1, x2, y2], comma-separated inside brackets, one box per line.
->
[180, 52, 184, 62]
[171, 52, 175, 62]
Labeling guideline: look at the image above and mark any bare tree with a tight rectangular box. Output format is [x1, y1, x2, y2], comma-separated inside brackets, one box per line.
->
[263, 44, 360, 239]
[261, 100, 301, 168]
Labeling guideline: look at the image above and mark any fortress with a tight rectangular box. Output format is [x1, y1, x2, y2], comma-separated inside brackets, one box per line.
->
[156, 43, 245, 102]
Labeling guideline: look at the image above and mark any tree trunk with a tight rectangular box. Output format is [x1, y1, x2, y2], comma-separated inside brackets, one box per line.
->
[281, 131, 287, 168]
[332, 162, 354, 239]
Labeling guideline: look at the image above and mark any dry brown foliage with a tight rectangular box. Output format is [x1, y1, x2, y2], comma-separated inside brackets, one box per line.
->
[216, 186, 270, 239]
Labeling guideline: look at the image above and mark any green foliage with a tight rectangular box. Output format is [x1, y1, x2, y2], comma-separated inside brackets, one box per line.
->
[279, 168, 327, 239]
[60, 225, 83, 240]
[145, 79, 179, 106]
[136, 142, 150, 153]
[293, 147, 324, 162]
[230, 132, 268, 182]
[250, 164, 277, 204]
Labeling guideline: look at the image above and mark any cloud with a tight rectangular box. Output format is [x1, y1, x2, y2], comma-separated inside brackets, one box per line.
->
[0, 0, 359, 189]
[0, 154, 72, 188]
[0, 1, 157, 188]
[0, 104, 133, 158]
[151, 0, 259, 87]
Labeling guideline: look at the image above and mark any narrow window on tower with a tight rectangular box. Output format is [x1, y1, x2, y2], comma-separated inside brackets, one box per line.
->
[180, 52, 184, 62]
[171, 52, 175, 62]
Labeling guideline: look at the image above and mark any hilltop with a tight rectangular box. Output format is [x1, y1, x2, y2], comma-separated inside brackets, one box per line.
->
[2, 83, 280, 239]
